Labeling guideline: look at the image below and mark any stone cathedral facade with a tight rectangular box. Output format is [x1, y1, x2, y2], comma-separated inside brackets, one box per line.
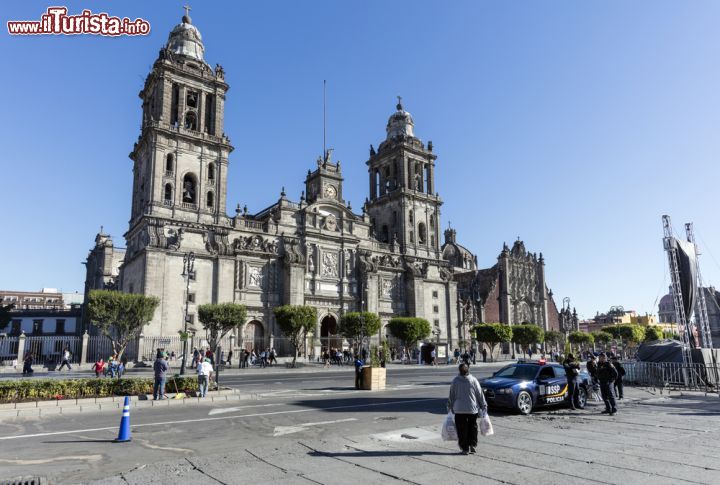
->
[84, 14, 560, 353]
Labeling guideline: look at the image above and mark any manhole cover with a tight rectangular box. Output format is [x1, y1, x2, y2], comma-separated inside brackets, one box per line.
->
[375, 416, 398, 421]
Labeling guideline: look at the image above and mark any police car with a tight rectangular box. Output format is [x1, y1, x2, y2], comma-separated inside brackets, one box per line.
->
[479, 360, 590, 415]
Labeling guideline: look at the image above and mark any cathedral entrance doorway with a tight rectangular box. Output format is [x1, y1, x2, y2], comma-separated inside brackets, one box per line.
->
[243, 320, 264, 352]
[320, 315, 342, 350]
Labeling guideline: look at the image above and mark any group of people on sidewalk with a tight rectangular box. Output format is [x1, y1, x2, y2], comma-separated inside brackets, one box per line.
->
[153, 348, 215, 400]
[563, 352, 625, 415]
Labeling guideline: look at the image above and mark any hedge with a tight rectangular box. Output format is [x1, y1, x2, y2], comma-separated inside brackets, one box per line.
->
[0, 377, 200, 403]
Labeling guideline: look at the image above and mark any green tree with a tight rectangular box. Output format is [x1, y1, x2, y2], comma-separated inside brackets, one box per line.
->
[568, 331, 594, 353]
[617, 324, 646, 345]
[198, 303, 247, 354]
[644, 326, 663, 342]
[338, 312, 382, 347]
[0, 303, 14, 332]
[387, 317, 431, 350]
[601, 325, 622, 340]
[592, 331, 613, 350]
[511, 324, 545, 357]
[273, 305, 317, 368]
[475, 323, 513, 362]
[87, 290, 159, 360]
[544, 330, 565, 352]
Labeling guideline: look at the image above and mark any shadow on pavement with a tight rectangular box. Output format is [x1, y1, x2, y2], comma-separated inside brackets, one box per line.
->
[41, 439, 116, 444]
[292, 397, 446, 415]
[309, 450, 459, 458]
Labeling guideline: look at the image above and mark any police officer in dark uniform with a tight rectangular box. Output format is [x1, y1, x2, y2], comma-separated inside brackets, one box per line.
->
[597, 353, 619, 415]
[611, 356, 626, 399]
[562, 353, 581, 409]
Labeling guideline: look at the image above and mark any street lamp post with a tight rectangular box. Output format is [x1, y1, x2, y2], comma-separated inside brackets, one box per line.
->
[179, 251, 196, 376]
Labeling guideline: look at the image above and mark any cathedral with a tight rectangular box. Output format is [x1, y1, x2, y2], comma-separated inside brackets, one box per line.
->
[84, 13, 560, 354]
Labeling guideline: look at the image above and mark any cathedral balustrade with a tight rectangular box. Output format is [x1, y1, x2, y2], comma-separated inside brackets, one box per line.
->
[181, 202, 197, 210]
[244, 220, 265, 230]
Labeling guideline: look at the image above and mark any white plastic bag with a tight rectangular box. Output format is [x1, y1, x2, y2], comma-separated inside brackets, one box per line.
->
[441, 411, 458, 441]
[480, 409, 494, 436]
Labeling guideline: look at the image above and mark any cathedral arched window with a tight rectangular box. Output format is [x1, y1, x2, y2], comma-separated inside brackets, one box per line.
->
[184, 111, 197, 131]
[207, 163, 215, 181]
[382, 225, 389, 243]
[409, 210, 414, 223]
[429, 214, 435, 229]
[165, 154, 174, 173]
[206, 191, 214, 208]
[418, 222, 427, 244]
[164, 183, 173, 203]
[182, 173, 197, 204]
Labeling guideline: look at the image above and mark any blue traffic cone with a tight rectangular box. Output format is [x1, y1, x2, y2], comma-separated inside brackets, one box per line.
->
[114, 396, 131, 442]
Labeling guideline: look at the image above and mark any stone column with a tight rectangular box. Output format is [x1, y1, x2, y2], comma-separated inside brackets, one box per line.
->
[137, 333, 145, 363]
[16, 332, 26, 372]
[229, 333, 236, 352]
[80, 331, 89, 366]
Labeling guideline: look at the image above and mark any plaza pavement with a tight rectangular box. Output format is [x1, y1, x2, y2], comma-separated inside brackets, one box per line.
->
[0, 363, 718, 485]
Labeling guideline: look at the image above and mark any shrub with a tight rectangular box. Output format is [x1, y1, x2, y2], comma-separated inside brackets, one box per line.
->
[0, 377, 199, 403]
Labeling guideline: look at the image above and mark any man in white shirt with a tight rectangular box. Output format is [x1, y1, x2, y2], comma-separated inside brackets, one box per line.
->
[197, 358, 213, 397]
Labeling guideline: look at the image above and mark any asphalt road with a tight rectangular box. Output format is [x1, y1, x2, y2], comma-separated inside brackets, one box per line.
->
[1, 364, 719, 485]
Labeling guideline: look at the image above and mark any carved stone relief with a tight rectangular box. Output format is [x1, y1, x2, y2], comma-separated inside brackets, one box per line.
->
[322, 251, 338, 278]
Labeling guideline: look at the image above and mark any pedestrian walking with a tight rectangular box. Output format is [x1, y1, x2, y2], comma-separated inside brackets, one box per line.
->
[197, 357, 213, 397]
[481, 347, 487, 363]
[448, 363, 488, 455]
[354, 354, 365, 389]
[562, 353, 581, 410]
[153, 350, 169, 400]
[92, 357, 105, 378]
[611, 356, 626, 400]
[57, 347, 72, 371]
[22, 352, 34, 375]
[430, 348, 437, 366]
[227, 350, 233, 366]
[192, 347, 200, 369]
[597, 353, 618, 415]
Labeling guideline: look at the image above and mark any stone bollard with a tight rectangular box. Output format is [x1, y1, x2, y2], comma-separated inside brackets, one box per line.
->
[16, 332, 26, 373]
[80, 331, 89, 366]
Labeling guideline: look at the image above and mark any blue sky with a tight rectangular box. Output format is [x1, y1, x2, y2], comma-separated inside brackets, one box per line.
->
[2, 1, 719, 319]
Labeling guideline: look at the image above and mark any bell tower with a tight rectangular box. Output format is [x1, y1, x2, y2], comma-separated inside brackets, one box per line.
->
[129, 9, 233, 227]
[365, 98, 442, 257]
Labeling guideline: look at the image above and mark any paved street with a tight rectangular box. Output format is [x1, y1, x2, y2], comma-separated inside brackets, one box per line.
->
[0, 365, 719, 484]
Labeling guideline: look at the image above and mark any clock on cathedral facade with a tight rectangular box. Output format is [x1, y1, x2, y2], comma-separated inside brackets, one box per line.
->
[84, 12, 561, 356]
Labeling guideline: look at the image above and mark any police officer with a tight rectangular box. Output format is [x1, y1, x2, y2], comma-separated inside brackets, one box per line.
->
[611, 356, 626, 400]
[562, 353, 581, 410]
[597, 353, 619, 415]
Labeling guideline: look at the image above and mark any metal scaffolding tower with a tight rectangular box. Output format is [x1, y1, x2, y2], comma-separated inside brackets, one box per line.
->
[662, 215, 693, 366]
[685, 223, 713, 349]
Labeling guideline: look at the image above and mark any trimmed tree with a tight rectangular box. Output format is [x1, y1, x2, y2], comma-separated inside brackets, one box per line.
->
[87, 290, 159, 360]
[198, 303, 247, 354]
[644, 326, 663, 342]
[475, 323, 513, 362]
[338, 312, 382, 351]
[511, 324, 545, 357]
[544, 330, 564, 353]
[592, 331, 613, 350]
[387, 317, 431, 351]
[273, 305, 317, 368]
[601, 325, 622, 340]
[568, 331, 594, 353]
